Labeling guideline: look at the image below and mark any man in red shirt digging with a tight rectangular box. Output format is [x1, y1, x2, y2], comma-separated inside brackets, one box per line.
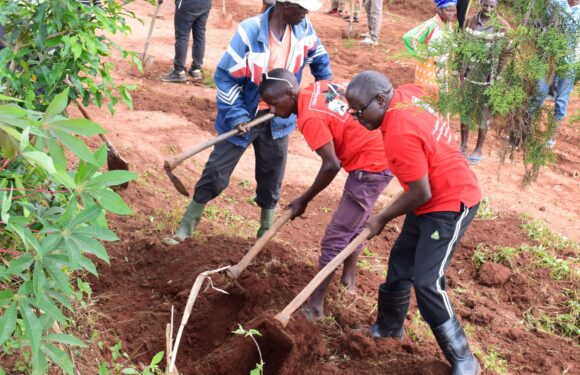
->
[259, 68, 393, 320]
[345, 71, 482, 375]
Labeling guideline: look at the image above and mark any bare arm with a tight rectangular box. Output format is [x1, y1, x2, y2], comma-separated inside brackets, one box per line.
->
[288, 141, 341, 219]
[365, 174, 432, 238]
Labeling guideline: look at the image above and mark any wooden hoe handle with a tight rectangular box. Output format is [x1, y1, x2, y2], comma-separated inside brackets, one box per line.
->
[73, 99, 121, 156]
[274, 227, 372, 327]
[163, 113, 275, 173]
[274, 192, 403, 327]
[227, 209, 293, 279]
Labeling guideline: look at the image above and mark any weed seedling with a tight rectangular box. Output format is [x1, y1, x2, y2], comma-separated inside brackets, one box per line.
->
[476, 197, 496, 220]
[522, 218, 579, 251]
[472, 346, 509, 375]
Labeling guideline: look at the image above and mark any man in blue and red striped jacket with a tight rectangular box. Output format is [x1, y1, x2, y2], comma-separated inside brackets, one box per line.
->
[164, 0, 332, 245]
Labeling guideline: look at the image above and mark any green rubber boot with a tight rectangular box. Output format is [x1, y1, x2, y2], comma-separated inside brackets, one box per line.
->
[175, 200, 206, 241]
[257, 208, 276, 238]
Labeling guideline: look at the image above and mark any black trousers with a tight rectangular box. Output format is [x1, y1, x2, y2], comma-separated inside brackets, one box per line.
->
[382, 203, 479, 327]
[173, 0, 211, 72]
[193, 119, 288, 209]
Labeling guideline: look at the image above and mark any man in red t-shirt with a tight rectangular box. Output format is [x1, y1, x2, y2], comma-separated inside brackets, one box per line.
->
[346, 71, 482, 375]
[259, 68, 393, 320]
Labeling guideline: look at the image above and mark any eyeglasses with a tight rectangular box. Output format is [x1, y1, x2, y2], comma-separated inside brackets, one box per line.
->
[261, 71, 294, 88]
[348, 89, 392, 119]
[349, 94, 380, 119]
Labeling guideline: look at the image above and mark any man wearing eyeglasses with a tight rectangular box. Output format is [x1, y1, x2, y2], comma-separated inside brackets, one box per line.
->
[259, 68, 393, 320]
[163, 0, 331, 245]
[345, 71, 481, 375]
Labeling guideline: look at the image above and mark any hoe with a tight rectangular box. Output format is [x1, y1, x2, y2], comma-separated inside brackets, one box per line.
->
[163, 113, 274, 196]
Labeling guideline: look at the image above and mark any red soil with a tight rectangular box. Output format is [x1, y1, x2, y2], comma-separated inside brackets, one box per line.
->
[42, 0, 580, 373]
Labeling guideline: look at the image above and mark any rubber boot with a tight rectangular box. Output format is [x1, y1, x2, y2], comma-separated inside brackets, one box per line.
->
[175, 200, 206, 241]
[370, 284, 411, 338]
[432, 316, 481, 375]
[257, 208, 275, 238]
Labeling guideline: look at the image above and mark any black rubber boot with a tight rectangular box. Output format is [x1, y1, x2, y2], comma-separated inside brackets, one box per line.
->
[370, 284, 411, 338]
[432, 316, 481, 375]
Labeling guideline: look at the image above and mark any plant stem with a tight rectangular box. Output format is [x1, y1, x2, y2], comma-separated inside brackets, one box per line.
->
[250, 335, 264, 375]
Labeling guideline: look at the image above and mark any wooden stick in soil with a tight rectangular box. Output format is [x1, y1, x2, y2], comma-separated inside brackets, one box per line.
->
[274, 192, 402, 327]
[168, 265, 231, 374]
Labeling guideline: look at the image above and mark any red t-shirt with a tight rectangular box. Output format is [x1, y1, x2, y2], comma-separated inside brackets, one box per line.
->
[381, 84, 481, 215]
[297, 81, 389, 173]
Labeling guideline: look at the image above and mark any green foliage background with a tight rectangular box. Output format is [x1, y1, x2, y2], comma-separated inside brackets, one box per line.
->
[0, 0, 145, 112]
[429, 0, 578, 184]
[0, 0, 156, 373]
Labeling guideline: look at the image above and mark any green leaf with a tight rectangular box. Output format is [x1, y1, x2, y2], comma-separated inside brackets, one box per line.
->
[121, 368, 139, 374]
[22, 151, 56, 174]
[75, 144, 107, 184]
[74, 225, 118, 241]
[78, 255, 98, 275]
[45, 264, 73, 295]
[1, 187, 13, 223]
[0, 104, 27, 118]
[55, 130, 98, 165]
[33, 261, 46, 301]
[150, 351, 164, 366]
[86, 170, 137, 188]
[57, 198, 78, 226]
[33, 295, 66, 323]
[0, 124, 22, 139]
[0, 94, 23, 102]
[67, 204, 102, 229]
[73, 234, 109, 263]
[48, 139, 68, 170]
[47, 290, 73, 312]
[0, 290, 14, 300]
[20, 302, 43, 370]
[64, 238, 81, 269]
[0, 302, 17, 346]
[44, 333, 87, 348]
[41, 343, 74, 375]
[4, 253, 34, 276]
[92, 188, 132, 215]
[42, 233, 64, 253]
[0, 129, 18, 158]
[20, 127, 30, 150]
[49, 118, 105, 136]
[51, 165, 77, 190]
[43, 89, 70, 122]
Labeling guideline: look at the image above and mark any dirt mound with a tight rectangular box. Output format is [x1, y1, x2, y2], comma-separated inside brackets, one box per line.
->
[91, 235, 326, 374]
[478, 262, 512, 286]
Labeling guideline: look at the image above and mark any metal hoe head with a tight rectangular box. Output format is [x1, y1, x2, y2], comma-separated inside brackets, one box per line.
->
[164, 160, 190, 197]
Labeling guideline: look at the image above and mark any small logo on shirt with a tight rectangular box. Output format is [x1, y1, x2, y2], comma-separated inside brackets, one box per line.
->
[431, 230, 440, 240]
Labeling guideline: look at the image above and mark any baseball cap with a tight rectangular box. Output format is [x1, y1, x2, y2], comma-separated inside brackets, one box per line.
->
[276, 0, 323, 11]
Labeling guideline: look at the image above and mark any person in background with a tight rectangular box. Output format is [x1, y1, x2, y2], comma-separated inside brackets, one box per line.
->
[259, 68, 393, 320]
[532, 0, 579, 149]
[160, 0, 211, 83]
[403, 0, 457, 90]
[346, 70, 481, 375]
[325, 0, 361, 22]
[163, 0, 332, 245]
[360, 0, 383, 46]
[459, 0, 512, 165]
